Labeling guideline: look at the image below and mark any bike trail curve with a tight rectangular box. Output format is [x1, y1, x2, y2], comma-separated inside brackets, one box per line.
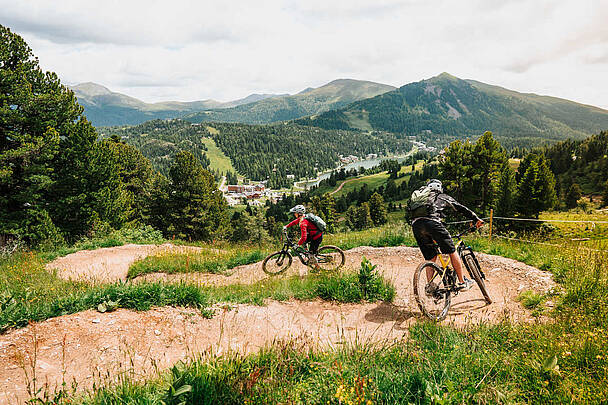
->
[1, 246, 555, 403]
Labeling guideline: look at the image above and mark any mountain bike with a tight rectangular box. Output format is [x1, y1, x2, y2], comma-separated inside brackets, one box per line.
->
[262, 229, 345, 275]
[413, 226, 491, 321]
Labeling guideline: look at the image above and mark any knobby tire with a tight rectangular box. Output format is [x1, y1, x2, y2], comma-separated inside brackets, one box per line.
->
[315, 245, 345, 271]
[262, 251, 293, 275]
[463, 255, 492, 304]
[413, 261, 451, 321]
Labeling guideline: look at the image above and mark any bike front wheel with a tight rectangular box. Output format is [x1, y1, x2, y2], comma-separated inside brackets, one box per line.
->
[315, 245, 345, 271]
[262, 251, 293, 275]
[413, 261, 451, 321]
[463, 254, 492, 304]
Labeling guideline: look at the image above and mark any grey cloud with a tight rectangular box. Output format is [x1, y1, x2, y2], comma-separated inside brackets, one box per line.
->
[1, 11, 239, 46]
[0, 14, 129, 45]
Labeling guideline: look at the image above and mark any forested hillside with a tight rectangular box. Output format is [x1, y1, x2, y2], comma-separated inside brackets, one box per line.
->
[100, 120, 212, 177]
[296, 73, 608, 149]
[207, 123, 411, 187]
[104, 120, 413, 188]
[543, 130, 608, 199]
[185, 79, 395, 125]
[71, 82, 284, 126]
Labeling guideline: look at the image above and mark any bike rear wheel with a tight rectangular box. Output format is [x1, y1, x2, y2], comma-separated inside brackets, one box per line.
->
[463, 254, 492, 304]
[413, 261, 451, 321]
[315, 245, 345, 271]
[262, 251, 293, 275]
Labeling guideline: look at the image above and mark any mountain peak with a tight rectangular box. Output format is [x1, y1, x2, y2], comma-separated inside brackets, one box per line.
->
[430, 72, 460, 82]
[70, 82, 112, 97]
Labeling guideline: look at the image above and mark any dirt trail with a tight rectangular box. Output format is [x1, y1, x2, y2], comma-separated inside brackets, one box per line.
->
[2, 246, 555, 403]
[329, 177, 357, 195]
[46, 243, 207, 282]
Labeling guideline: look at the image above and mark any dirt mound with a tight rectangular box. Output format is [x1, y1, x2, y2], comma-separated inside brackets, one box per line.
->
[46, 243, 207, 282]
[1, 245, 555, 403]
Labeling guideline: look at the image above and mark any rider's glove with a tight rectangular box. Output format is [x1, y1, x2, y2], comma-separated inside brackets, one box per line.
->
[283, 226, 287, 231]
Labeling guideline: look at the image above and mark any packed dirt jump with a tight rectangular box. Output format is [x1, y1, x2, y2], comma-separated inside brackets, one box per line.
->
[1, 244, 555, 403]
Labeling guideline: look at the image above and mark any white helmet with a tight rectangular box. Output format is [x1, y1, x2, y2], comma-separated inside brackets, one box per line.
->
[289, 204, 306, 214]
[427, 179, 443, 193]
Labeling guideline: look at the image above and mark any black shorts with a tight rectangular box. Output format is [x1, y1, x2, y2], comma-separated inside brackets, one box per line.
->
[306, 233, 322, 254]
[412, 218, 455, 260]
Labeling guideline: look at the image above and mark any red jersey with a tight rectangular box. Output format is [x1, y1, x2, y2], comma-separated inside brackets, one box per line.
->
[286, 217, 322, 245]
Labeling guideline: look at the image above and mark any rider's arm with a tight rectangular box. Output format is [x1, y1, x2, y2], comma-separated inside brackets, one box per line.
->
[285, 218, 299, 228]
[441, 195, 481, 222]
[298, 221, 308, 246]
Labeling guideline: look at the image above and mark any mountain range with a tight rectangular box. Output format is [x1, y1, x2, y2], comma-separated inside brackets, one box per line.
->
[184, 79, 396, 124]
[295, 73, 608, 149]
[70, 79, 394, 127]
[69, 82, 287, 126]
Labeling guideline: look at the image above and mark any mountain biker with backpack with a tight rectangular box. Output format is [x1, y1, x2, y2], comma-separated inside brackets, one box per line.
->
[409, 179, 484, 291]
[283, 204, 325, 266]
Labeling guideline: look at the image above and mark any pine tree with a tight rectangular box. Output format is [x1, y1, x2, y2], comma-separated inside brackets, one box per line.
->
[473, 131, 506, 213]
[1, 25, 130, 243]
[516, 153, 556, 218]
[165, 151, 229, 240]
[106, 138, 156, 223]
[369, 192, 388, 226]
[496, 160, 517, 216]
[439, 140, 475, 205]
[319, 193, 336, 232]
[353, 202, 373, 230]
[384, 178, 398, 201]
[565, 183, 582, 209]
[345, 205, 358, 230]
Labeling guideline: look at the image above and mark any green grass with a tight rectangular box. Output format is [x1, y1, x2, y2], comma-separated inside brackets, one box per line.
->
[344, 110, 372, 131]
[325, 221, 416, 250]
[8, 214, 608, 403]
[79, 316, 608, 404]
[72, 232, 608, 404]
[127, 249, 267, 278]
[200, 134, 236, 174]
[331, 171, 390, 198]
[518, 290, 544, 309]
[203, 265, 395, 306]
[0, 260, 212, 332]
[0, 250, 395, 334]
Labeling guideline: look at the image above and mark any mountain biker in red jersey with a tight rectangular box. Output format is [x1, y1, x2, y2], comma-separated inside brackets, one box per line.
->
[283, 204, 323, 265]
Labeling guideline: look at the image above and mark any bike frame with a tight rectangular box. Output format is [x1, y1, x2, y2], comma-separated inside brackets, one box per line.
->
[281, 230, 312, 265]
[429, 230, 472, 291]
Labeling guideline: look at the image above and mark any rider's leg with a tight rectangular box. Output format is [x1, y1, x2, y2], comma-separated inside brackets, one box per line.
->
[450, 252, 466, 283]
[309, 234, 322, 255]
[426, 255, 438, 281]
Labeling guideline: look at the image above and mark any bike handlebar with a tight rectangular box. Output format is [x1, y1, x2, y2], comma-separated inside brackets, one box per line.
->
[454, 221, 483, 239]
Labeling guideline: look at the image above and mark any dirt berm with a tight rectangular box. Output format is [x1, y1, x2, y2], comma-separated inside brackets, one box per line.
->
[0, 245, 555, 403]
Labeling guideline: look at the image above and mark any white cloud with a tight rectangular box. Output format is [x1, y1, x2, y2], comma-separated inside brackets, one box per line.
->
[2, 0, 607, 108]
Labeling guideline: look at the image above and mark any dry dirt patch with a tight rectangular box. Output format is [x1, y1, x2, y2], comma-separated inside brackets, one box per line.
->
[46, 243, 208, 282]
[1, 245, 555, 403]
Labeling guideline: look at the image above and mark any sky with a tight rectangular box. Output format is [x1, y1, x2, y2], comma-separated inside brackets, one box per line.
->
[1, 0, 607, 108]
